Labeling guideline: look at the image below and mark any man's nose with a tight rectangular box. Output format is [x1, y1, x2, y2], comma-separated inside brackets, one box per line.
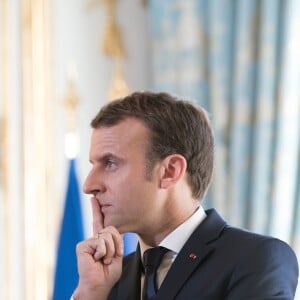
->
[83, 170, 99, 195]
[83, 174, 91, 194]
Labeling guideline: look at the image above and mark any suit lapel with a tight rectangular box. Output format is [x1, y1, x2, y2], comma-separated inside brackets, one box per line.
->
[157, 209, 227, 299]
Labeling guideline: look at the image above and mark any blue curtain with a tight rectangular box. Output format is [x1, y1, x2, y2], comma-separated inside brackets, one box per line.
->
[149, 0, 300, 258]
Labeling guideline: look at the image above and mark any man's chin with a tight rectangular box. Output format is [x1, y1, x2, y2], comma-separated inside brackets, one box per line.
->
[104, 219, 127, 234]
[104, 218, 119, 230]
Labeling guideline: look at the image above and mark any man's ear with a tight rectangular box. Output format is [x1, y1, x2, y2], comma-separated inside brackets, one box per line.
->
[160, 154, 187, 189]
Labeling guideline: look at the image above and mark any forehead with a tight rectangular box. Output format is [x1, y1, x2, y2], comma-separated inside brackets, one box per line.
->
[90, 118, 150, 155]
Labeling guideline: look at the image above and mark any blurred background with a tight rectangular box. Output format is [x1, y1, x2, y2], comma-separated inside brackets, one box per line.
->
[0, 0, 299, 299]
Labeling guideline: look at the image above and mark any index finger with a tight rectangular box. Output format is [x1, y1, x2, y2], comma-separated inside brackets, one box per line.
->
[91, 197, 104, 235]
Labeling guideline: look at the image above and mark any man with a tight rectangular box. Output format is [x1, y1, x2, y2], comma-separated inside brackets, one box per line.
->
[73, 91, 298, 299]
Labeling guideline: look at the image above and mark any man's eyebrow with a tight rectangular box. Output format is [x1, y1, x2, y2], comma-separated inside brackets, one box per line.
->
[89, 153, 119, 164]
[100, 153, 116, 160]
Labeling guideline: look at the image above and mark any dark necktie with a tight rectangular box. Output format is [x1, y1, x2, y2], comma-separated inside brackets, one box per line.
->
[142, 247, 169, 300]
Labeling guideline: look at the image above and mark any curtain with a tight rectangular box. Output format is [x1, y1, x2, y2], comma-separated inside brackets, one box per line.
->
[149, 0, 300, 260]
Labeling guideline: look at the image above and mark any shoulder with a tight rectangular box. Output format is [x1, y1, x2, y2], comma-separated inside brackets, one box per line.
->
[204, 209, 297, 258]
[202, 209, 298, 279]
[225, 231, 299, 298]
[222, 225, 298, 267]
[213, 220, 298, 270]
[223, 224, 296, 257]
[201, 210, 299, 298]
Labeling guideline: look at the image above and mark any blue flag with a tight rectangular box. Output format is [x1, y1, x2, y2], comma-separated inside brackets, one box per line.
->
[123, 232, 138, 255]
[53, 159, 84, 300]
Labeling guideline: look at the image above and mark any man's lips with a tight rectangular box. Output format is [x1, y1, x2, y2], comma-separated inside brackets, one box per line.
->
[100, 204, 112, 212]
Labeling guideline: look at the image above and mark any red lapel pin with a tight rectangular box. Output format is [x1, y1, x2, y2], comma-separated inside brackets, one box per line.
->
[189, 253, 197, 260]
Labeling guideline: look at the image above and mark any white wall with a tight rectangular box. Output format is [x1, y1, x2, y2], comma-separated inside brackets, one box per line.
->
[53, 0, 151, 236]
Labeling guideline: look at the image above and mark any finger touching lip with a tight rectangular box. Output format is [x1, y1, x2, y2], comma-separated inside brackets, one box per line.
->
[100, 204, 112, 212]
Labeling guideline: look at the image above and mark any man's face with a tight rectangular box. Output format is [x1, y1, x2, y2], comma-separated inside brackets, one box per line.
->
[83, 118, 161, 233]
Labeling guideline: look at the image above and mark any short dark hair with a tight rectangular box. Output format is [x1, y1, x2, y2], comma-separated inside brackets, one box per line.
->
[91, 91, 214, 200]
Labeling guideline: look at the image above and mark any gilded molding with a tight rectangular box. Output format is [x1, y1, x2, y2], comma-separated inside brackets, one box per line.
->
[0, 117, 7, 189]
[87, 0, 130, 100]
[20, 0, 55, 298]
[0, 1, 11, 299]
[0, 0, 8, 193]
[64, 71, 80, 132]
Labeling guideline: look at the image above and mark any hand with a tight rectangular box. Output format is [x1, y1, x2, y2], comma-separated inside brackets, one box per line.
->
[73, 197, 124, 300]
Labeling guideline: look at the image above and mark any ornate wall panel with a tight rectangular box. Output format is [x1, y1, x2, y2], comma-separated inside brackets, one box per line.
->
[0, 0, 10, 298]
[0, 0, 56, 299]
[21, 0, 56, 298]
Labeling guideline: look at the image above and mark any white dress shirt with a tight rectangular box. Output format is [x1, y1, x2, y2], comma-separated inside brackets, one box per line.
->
[139, 205, 207, 289]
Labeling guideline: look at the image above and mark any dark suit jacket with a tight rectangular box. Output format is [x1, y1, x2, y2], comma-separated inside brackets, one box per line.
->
[108, 209, 299, 299]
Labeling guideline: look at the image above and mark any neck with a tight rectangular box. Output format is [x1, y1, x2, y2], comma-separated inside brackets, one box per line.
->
[138, 202, 199, 246]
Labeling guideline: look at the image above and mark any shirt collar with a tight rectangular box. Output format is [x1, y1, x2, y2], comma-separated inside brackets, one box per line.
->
[139, 205, 206, 257]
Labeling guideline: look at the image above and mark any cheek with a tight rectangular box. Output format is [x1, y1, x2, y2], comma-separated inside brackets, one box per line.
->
[107, 173, 136, 205]
[128, 182, 157, 210]
[108, 167, 155, 209]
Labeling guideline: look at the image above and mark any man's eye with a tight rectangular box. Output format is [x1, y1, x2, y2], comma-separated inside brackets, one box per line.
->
[105, 159, 117, 169]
